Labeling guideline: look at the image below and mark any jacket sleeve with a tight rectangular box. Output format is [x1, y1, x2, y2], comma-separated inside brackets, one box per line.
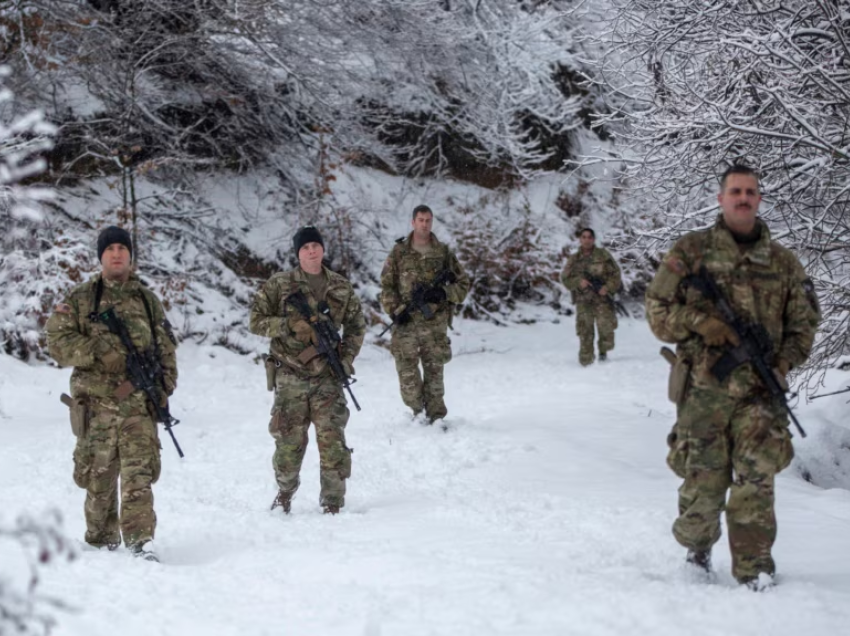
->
[46, 291, 106, 368]
[379, 249, 401, 316]
[560, 254, 580, 291]
[604, 251, 623, 292]
[147, 292, 178, 396]
[777, 260, 820, 369]
[340, 287, 367, 365]
[249, 278, 287, 339]
[444, 249, 470, 305]
[645, 245, 711, 343]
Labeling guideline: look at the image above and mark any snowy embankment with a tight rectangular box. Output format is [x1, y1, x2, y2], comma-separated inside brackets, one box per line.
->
[1, 317, 849, 636]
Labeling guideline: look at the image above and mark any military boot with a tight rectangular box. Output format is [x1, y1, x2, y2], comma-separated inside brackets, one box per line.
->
[741, 572, 776, 592]
[686, 549, 712, 574]
[322, 504, 340, 515]
[129, 540, 159, 563]
[270, 491, 292, 514]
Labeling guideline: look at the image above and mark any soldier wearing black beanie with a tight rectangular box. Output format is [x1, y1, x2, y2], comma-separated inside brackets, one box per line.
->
[97, 226, 133, 262]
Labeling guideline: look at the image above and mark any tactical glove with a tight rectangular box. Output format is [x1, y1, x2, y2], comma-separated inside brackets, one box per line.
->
[101, 349, 126, 374]
[423, 287, 447, 304]
[395, 309, 412, 326]
[444, 271, 458, 284]
[342, 359, 355, 378]
[773, 358, 791, 392]
[693, 316, 740, 348]
[290, 319, 316, 345]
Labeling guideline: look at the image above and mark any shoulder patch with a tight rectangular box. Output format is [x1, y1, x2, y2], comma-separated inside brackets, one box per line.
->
[53, 303, 72, 315]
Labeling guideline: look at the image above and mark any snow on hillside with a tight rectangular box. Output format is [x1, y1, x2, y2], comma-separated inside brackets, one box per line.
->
[1, 316, 849, 636]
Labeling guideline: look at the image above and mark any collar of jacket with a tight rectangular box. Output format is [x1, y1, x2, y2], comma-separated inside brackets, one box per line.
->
[401, 231, 444, 252]
[711, 215, 772, 266]
[97, 272, 142, 293]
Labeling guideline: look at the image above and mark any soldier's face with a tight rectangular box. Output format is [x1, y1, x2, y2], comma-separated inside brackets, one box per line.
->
[101, 243, 131, 281]
[298, 241, 324, 273]
[718, 173, 761, 233]
[411, 212, 433, 240]
[579, 232, 595, 251]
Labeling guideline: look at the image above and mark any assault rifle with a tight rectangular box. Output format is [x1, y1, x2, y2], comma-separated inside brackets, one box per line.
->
[287, 292, 361, 412]
[379, 269, 456, 337]
[96, 307, 184, 457]
[685, 265, 806, 438]
[586, 274, 630, 318]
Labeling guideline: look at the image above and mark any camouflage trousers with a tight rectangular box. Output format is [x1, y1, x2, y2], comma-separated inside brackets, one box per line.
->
[667, 386, 794, 582]
[575, 301, 616, 366]
[269, 370, 352, 508]
[72, 396, 161, 548]
[390, 319, 452, 420]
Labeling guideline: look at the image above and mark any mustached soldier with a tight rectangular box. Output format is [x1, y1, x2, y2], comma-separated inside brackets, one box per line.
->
[250, 226, 366, 515]
[645, 165, 820, 589]
[46, 226, 177, 562]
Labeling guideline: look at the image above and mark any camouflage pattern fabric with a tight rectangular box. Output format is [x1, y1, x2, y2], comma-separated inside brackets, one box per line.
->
[250, 266, 365, 509]
[561, 247, 622, 365]
[249, 267, 365, 378]
[379, 232, 469, 420]
[646, 216, 819, 583]
[46, 273, 177, 548]
[269, 372, 352, 508]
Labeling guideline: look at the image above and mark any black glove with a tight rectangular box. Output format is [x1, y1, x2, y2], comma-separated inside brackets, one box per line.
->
[444, 271, 457, 284]
[395, 309, 412, 325]
[423, 287, 447, 303]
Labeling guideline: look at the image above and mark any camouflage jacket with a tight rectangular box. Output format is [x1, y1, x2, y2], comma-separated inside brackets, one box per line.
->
[46, 273, 178, 402]
[249, 266, 366, 378]
[560, 247, 622, 306]
[645, 216, 820, 398]
[379, 232, 470, 327]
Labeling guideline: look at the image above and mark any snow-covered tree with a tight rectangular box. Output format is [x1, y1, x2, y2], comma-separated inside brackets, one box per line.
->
[591, 0, 850, 387]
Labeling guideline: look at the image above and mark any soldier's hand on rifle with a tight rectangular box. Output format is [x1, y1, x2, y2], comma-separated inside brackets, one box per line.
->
[423, 287, 447, 303]
[580, 279, 590, 289]
[773, 358, 791, 392]
[693, 316, 740, 348]
[290, 318, 316, 345]
[395, 308, 412, 326]
[101, 349, 126, 374]
[599, 286, 608, 296]
[342, 358, 355, 378]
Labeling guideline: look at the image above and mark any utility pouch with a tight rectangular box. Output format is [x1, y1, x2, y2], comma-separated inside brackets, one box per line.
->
[660, 347, 691, 405]
[668, 359, 692, 405]
[61, 393, 89, 438]
[265, 355, 280, 392]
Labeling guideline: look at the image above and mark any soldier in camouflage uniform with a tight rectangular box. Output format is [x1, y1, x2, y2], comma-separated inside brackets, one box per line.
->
[380, 205, 470, 424]
[560, 228, 622, 366]
[46, 226, 177, 562]
[249, 226, 365, 515]
[645, 165, 820, 589]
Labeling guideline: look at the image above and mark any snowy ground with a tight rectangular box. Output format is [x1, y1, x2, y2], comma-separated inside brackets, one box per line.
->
[1, 317, 849, 636]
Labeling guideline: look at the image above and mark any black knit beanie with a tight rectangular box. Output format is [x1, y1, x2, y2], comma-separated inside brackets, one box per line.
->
[97, 226, 133, 261]
[293, 225, 324, 255]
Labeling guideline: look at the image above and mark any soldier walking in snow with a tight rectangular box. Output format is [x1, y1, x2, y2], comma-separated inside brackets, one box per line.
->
[379, 204, 469, 424]
[645, 165, 820, 590]
[250, 226, 365, 515]
[560, 228, 623, 366]
[46, 226, 178, 562]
